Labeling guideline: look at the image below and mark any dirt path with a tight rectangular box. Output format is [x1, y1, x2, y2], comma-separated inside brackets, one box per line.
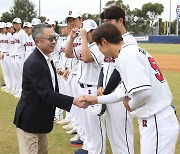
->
[152, 54, 180, 72]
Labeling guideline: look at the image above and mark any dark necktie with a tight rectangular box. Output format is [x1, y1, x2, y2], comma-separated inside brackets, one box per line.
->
[50, 60, 59, 92]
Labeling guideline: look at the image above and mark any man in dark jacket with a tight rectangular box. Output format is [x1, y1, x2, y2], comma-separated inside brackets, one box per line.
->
[13, 24, 88, 154]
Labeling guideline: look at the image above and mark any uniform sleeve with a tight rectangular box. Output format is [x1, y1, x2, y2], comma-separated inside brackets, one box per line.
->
[20, 31, 28, 46]
[119, 50, 151, 95]
[90, 44, 104, 66]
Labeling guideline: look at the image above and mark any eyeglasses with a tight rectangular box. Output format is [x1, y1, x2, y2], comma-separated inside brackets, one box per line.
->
[41, 35, 59, 42]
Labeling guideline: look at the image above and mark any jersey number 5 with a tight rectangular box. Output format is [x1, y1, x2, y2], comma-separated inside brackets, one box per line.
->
[148, 57, 164, 82]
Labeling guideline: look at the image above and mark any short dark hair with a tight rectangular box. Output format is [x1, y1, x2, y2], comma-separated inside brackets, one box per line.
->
[92, 23, 123, 45]
[103, 5, 125, 25]
[32, 24, 52, 41]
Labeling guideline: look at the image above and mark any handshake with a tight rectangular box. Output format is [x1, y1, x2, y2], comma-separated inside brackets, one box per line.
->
[73, 95, 98, 109]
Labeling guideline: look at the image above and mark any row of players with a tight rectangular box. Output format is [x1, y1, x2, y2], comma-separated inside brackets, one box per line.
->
[1, 5, 179, 154]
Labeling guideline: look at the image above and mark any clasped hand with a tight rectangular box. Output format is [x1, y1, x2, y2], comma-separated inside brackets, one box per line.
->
[73, 95, 98, 108]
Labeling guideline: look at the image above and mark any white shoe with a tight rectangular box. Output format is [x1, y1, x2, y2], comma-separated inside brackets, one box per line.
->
[56, 119, 70, 125]
[70, 134, 80, 142]
[62, 123, 73, 130]
[1, 86, 7, 90]
[66, 129, 77, 135]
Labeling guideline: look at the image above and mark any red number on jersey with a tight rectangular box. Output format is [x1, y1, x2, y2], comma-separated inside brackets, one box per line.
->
[148, 57, 164, 82]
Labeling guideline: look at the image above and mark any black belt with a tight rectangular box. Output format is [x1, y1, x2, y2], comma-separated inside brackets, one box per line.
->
[80, 83, 92, 88]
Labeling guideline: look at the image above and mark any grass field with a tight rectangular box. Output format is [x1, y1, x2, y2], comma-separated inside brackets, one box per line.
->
[0, 43, 180, 154]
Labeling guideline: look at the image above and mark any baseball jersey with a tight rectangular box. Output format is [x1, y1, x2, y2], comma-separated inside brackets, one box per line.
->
[66, 34, 81, 74]
[3, 33, 12, 53]
[73, 42, 104, 85]
[25, 35, 35, 58]
[117, 44, 172, 118]
[9, 33, 15, 56]
[13, 29, 28, 55]
[0, 33, 5, 52]
[57, 36, 71, 72]
[51, 33, 61, 65]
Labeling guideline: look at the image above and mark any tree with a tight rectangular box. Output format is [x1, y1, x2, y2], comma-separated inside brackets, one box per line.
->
[1, 12, 14, 22]
[141, 3, 164, 34]
[10, 0, 37, 22]
[82, 13, 99, 25]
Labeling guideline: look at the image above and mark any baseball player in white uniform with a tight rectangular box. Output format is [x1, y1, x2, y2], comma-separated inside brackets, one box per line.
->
[12, 18, 28, 98]
[97, 6, 135, 154]
[85, 23, 179, 154]
[1, 22, 14, 93]
[66, 19, 106, 154]
[23, 22, 35, 59]
[55, 21, 71, 123]
[65, 10, 86, 152]
[6, 22, 17, 94]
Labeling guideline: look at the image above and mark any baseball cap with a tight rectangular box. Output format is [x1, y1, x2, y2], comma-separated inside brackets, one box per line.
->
[5, 22, 13, 28]
[82, 19, 97, 32]
[13, 17, 22, 24]
[23, 22, 32, 28]
[0, 22, 6, 28]
[31, 18, 41, 26]
[58, 20, 67, 27]
[44, 18, 56, 25]
[66, 10, 81, 20]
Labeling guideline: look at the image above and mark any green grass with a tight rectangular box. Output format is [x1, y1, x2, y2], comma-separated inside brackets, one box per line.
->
[0, 43, 180, 153]
[139, 43, 180, 55]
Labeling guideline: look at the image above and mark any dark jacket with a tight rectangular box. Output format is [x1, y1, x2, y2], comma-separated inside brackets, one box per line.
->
[13, 48, 73, 133]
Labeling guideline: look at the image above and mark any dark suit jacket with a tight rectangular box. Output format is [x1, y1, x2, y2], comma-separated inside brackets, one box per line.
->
[13, 48, 73, 133]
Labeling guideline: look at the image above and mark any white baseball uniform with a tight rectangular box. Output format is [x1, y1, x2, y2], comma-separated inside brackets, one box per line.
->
[25, 34, 35, 60]
[13, 29, 28, 94]
[116, 44, 179, 154]
[65, 34, 86, 145]
[73, 42, 106, 154]
[1, 32, 12, 91]
[103, 32, 137, 154]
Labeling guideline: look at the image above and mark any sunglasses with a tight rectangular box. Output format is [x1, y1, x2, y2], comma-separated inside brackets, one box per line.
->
[41, 35, 59, 42]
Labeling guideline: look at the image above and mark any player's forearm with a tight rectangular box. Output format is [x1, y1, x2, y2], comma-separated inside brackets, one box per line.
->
[97, 92, 124, 104]
[128, 89, 152, 110]
[65, 38, 75, 58]
[81, 38, 93, 63]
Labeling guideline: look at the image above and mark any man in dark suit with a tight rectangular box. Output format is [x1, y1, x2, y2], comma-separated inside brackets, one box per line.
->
[13, 24, 88, 154]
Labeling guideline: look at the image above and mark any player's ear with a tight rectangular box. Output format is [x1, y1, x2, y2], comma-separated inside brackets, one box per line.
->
[101, 38, 108, 46]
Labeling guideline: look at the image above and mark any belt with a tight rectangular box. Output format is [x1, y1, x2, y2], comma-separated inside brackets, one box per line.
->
[80, 83, 92, 88]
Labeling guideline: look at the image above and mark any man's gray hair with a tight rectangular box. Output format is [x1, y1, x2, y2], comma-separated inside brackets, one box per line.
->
[32, 24, 52, 41]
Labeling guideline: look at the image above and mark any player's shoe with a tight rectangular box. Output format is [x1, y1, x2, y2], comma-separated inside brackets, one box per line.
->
[70, 134, 80, 142]
[74, 149, 88, 154]
[66, 129, 77, 135]
[56, 119, 70, 125]
[71, 139, 83, 147]
[62, 123, 73, 130]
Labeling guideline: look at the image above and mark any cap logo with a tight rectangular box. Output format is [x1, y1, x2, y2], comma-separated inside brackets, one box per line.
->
[69, 11, 72, 15]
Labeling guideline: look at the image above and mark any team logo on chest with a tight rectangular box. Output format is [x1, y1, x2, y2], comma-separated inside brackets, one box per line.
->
[88, 89, 91, 94]
[142, 119, 147, 127]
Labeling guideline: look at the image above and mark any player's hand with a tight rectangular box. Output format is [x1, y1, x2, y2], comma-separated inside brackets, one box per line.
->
[73, 96, 89, 109]
[97, 87, 104, 96]
[123, 97, 132, 112]
[62, 69, 70, 80]
[56, 68, 64, 75]
[80, 28, 87, 38]
[70, 28, 79, 39]
[83, 95, 98, 105]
